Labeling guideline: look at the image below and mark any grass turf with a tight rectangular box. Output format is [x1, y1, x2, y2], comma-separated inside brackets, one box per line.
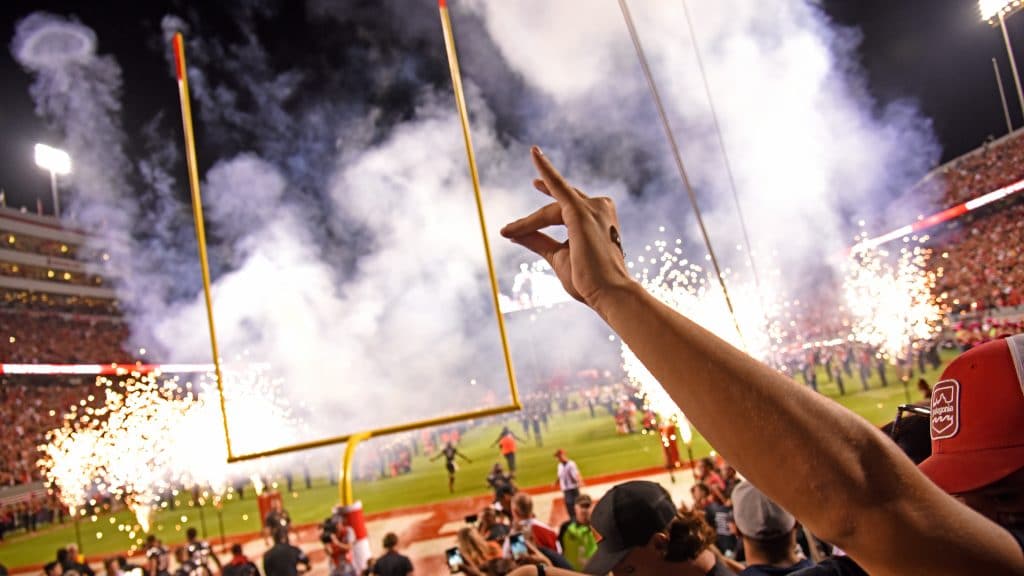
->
[0, 351, 951, 568]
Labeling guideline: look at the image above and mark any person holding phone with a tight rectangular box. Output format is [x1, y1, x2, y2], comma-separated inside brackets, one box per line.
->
[500, 146, 1024, 575]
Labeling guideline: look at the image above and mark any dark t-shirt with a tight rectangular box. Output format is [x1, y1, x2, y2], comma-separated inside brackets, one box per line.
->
[371, 551, 413, 576]
[222, 560, 260, 576]
[263, 543, 308, 576]
[788, 556, 868, 576]
[707, 556, 737, 576]
[485, 523, 510, 542]
[739, 559, 813, 576]
[704, 502, 737, 554]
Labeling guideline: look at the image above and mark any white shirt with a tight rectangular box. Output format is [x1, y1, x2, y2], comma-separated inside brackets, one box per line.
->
[557, 460, 581, 491]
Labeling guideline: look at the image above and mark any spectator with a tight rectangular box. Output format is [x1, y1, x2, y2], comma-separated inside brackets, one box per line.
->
[731, 482, 810, 575]
[263, 531, 309, 576]
[456, 527, 501, 570]
[553, 449, 582, 522]
[44, 562, 63, 576]
[917, 336, 1024, 544]
[509, 493, 559, 554]
[557, 494, 598, 570]
[222, 544, 259, 576]
[704, 488, 738, 559]
[369, 533, 413, 576]
[477, 507, 510, 543]
[579, 481, 732, 575]
[59, 545, 94, 576]
[0, 310, 128, 364]
[102, 559, 122, 576]
[696, 458, 727, 502]
[500, 146, 1023, 574]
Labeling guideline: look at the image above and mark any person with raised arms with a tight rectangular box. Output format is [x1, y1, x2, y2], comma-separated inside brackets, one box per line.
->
[499, 146, 1023, 576]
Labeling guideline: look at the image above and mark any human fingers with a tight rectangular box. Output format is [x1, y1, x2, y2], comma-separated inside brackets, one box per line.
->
[530, 146, 583, 205]
[508, 231, 562, 262]
[500, 202, 563, 238]
[535, 179, 590, 201]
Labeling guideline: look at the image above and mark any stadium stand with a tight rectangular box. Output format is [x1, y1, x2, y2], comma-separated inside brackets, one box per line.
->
[0, 207, 126, 489]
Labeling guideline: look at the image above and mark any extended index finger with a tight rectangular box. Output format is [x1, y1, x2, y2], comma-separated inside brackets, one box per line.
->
[531, 146, 583, 206]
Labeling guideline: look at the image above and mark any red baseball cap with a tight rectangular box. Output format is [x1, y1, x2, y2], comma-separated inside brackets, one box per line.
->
[918, 334, 1024, 494]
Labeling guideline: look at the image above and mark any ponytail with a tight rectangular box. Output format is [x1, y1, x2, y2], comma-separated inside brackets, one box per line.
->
[664, 510, 715, 562]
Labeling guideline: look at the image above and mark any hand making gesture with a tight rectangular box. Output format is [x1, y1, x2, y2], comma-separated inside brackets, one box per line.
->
[500, 146, 634, 319]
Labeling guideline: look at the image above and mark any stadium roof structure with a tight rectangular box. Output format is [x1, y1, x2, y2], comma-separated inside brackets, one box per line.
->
[0, 207, 115, 299]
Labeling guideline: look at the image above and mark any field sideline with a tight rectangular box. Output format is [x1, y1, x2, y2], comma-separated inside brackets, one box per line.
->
[0, 352, 950, 569]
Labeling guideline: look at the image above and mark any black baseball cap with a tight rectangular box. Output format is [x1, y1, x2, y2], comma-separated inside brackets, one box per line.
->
[583, 481, 676, 575]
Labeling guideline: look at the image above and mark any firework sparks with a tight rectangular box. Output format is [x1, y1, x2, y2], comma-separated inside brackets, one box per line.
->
[500, 260, 575, 314]
[38, 366, 294, 531]
[844, 235, 946, 362]
[619, 232, 785, 421]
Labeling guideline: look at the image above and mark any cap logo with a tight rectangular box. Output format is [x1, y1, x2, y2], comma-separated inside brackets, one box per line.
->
[930, 379, 960, 440]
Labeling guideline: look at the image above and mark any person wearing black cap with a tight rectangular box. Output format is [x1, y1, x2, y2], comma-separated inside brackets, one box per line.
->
[731, 482, 810, 576]
[580, 481, 734, 575]
[501, 148, 1024, 574]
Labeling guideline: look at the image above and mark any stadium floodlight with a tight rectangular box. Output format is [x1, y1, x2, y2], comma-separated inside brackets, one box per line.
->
[33, 143, 71, 217]
[980, 0, 1023, 23]
[981, 1, 1024, 126]
[34, 143, 71, 175]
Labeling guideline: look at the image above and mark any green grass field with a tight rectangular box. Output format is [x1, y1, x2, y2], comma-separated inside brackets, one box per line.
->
[0, 353, 950, 569]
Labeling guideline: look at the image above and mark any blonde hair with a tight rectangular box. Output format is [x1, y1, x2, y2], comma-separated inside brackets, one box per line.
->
[456, 527, 492, 566]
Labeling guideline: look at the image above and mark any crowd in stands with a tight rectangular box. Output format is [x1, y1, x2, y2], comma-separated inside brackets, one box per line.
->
[1, 290, 121, 317]
[928, 198, 1024, 313]
[0, 383, 83, 486]
[935, 132, 1024, 206]
[912, 130, 1024, 314]
[0, 493, 66, 542]
[0, 311, 129, 364]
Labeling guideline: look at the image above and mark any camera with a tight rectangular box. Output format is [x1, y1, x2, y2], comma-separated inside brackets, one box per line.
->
[319, 517, 338, 544]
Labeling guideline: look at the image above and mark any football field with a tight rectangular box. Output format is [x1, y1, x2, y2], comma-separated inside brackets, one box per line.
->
[0, 353, 949, 570]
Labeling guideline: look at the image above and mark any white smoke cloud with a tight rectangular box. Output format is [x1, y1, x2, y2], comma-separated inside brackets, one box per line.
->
[12, 0, 942, 461]
[469, 0, 939, 274]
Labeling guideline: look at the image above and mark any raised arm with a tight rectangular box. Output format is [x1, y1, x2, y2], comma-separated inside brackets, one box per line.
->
[500, 146, 1023, 576]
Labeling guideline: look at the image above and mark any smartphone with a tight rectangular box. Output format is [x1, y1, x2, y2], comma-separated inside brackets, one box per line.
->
[509, 533, 528, 560]
[464, 514, 478, 524]
[446, 547, 464, 573]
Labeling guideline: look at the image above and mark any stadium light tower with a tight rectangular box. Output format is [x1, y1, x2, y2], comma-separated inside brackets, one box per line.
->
[33, 143, 71, 218]
[981, 0, 1024, 123]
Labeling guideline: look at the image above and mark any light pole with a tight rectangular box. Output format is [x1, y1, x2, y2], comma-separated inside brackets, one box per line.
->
[981, 0, 1024, 123]
[33, 143, 71, 218]
[994, 57, 1014, 132]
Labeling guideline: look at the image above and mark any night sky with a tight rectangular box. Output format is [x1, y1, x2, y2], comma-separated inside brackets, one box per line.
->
[0, 0, 1019, 212]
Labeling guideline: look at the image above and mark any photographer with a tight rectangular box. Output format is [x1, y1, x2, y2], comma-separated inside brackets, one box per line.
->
[323, 507, 357, 576]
